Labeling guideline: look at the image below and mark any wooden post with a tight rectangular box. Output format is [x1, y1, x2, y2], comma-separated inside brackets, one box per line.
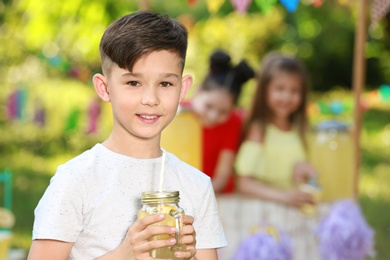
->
[351, 0, 368, 199]
[139, 0, 150, 10]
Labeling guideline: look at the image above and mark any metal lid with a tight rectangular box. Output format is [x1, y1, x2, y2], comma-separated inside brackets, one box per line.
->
[315, 120, 349, 131]
[141, 191, 180, 203]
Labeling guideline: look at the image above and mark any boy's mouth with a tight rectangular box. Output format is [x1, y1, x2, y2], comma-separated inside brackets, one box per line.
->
[137, 114, 161, 123]
[139, 115, 158, 120]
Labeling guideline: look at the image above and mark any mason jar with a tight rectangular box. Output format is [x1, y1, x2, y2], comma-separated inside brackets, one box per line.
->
[138, 191, 186, 259]
[309, 120, 354, 201]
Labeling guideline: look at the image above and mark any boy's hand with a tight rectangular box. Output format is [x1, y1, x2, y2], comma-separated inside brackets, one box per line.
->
[292, 161, 317, 185]
[120, 214, 177, 259]
[174, 215, 197, 259]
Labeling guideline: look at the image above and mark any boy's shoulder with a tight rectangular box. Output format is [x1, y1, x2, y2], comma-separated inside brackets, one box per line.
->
[165, 151, 210, 181]
[55, 144, 105, 176]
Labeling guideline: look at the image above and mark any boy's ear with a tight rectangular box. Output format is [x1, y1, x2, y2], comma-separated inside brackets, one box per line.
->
[180, 75, 193, 101]
[93, 73, 110, 102]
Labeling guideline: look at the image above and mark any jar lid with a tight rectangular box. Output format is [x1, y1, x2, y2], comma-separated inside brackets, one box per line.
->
[141, 191, 180, 203]
[315, 120, 349, 131]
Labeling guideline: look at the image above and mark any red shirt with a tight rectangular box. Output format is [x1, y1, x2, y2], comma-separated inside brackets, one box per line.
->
[202, 110, 243, 193]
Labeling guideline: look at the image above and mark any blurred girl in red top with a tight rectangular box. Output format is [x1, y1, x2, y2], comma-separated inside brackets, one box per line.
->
[183, 50, 254, 193]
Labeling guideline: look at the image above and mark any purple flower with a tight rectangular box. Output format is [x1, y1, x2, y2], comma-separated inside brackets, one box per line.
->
[233, 226, 292, 260]
[316, 199, 375, 260]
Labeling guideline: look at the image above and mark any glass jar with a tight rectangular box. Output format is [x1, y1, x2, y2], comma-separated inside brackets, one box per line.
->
[299, 177, 322, 216]
[138, 191, 186, 259]
[309, 120, 354, 201]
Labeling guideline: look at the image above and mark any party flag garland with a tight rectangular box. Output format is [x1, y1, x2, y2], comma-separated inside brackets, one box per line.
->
[205, 0, 225, 14]
[201, 0, 325, 14]
[231, 0, 253, 14]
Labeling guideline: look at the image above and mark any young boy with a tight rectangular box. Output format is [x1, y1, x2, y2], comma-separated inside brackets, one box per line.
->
[28, 11, 227, 259]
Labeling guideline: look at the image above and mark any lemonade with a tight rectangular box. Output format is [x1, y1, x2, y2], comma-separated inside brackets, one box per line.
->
[138, 191, 186, 259]
[299, 182, 322, 216]
[309, 120, 354, 201]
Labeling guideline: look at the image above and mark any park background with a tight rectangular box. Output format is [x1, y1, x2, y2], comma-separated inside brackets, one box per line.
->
[0, 0, 390, 259]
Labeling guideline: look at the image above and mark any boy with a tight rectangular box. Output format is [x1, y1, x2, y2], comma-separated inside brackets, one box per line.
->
[28, 11, 227, 259]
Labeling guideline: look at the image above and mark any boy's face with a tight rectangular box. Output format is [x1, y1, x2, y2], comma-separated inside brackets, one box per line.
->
[95, 50, 192, 144]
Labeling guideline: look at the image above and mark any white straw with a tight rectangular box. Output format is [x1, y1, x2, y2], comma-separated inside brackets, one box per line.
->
[159, 150, 166, 192]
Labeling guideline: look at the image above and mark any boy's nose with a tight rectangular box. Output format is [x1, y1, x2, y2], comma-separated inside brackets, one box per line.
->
[141, 85, 160, 106]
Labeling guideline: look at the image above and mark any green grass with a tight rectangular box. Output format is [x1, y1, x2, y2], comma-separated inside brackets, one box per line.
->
[358, 109, 390, 260]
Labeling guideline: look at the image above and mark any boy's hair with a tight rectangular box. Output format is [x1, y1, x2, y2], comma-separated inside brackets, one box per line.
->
[244, 52, 310, 148]
[200, 50, 255, 105]
[99, 11, 188, 76]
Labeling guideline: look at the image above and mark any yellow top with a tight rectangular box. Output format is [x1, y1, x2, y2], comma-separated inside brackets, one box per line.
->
[235, 124, 306, 189]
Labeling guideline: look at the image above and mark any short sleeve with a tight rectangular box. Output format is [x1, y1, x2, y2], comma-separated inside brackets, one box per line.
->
[193, 181, 227, 249]
[32, 166, 84, 241]
[235, 141, 264, 177]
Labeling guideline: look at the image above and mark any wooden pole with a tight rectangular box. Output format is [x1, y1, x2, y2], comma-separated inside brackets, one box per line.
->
[351, 0, 368, 199]
[139, 0, 150, 10]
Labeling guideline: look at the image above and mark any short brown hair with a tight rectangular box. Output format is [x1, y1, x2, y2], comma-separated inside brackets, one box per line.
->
[99, 11, 188, 76]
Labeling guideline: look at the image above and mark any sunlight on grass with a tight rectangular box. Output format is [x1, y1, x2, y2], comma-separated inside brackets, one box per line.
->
[10, 232, 31, 252]
[360, 164, 390, 201]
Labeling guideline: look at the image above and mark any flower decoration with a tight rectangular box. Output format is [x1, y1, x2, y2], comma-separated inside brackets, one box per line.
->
[233, 225, 292, 260]
[316, 199, 376, 260]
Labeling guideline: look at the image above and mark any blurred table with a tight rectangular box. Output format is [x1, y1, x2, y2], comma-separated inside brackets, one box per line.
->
[216, 194, 331, 259]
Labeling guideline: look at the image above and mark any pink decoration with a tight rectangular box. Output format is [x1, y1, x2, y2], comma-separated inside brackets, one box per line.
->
[231, 0, 252, 14]
[6, 90, 18, 121]
[87, 98, 101, 134]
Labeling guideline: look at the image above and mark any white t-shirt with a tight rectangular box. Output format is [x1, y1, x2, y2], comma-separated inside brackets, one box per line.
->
[33, 144, 227, 259]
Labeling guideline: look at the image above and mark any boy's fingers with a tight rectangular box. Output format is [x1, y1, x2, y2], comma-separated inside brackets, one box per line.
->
[136, 237, 177, 256]
[182, 224, 195, 236]
[180, 234, 196, 245]
[134, 214, 166, 231]
[182, 215, 194, 225]
[174, 250, 196, 259]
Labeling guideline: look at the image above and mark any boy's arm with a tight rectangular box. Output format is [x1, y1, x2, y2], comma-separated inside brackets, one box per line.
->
[27, 239, 73, 260]
[193, 249, 218, 260]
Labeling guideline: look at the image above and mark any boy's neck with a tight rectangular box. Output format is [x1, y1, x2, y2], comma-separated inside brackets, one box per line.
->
[102, 135, 162, 159]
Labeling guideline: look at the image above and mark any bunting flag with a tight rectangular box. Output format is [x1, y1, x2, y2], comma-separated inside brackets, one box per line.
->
[254, 0, 277, 13]
[231, 0, 252, 14]
[86, 98, 101, 134]
[6, 88, 26, 121]
[313, 0, 324, 8]
[205, 0, 225, 14]
[6, 90, 18, 120]
[280, 0, 300, 12]
[371, 0, 390, 27]
[33, 100, 46, 127]
[187, 0, 197, 6]
[65, 108, 81, 133]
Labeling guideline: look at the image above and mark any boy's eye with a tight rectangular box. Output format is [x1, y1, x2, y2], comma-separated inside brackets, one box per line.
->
[128, 81, 141, 87]
[160, 82, 173, 88]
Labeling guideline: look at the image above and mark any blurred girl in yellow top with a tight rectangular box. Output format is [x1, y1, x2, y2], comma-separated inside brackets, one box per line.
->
[235, 52, 317, 208]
